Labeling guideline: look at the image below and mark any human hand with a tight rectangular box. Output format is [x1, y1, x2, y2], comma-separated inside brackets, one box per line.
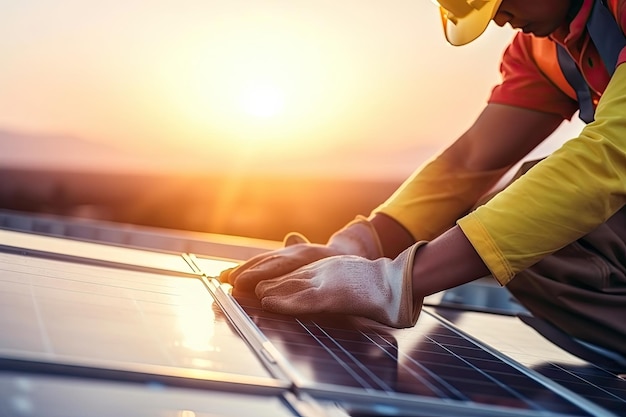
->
[220, 235, 343, 292]
[254, 242, 426, 328]
[220, 216, 384, 293]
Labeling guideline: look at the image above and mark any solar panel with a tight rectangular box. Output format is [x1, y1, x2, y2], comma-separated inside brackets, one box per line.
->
[0, 229, 194, 274]
[0, 228, 622, 417]
[430, 308, 626, 416]
[0, 250, 284, 389]
[229, 294, 608, 416]
[192, 256, 618, 417]
[0, 372, 302, 417]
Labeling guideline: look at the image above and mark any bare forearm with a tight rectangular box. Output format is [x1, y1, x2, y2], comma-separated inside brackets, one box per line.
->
[370, 213, 416, 258]
[411, 225, 490, 297]
[370, 213, 489, 297]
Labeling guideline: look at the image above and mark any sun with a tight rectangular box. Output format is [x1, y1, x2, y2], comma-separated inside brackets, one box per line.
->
[239, 83, 285, 119]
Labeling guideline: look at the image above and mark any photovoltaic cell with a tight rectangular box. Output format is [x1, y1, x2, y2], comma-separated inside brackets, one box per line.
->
[0, 232, 621, 417]
[0, 229, 193, 274]
[0, 251, 276, 385]
[230, 291, 607, 416]
[0, 372, 300, 417]
[430, 308, 626, 416]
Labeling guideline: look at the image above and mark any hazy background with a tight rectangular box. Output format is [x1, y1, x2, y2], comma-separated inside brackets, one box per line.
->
[0, 0, 584, 242]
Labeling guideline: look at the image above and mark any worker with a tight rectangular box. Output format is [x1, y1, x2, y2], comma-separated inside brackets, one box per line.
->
[221, 0, 626, 361]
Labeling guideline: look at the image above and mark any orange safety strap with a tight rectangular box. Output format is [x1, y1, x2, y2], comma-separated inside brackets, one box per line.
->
[530, 37, 578, 101]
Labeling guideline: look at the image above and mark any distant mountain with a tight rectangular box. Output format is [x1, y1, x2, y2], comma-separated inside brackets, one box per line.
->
[0, 127, 441, 180]
[0, 128, 161, 173]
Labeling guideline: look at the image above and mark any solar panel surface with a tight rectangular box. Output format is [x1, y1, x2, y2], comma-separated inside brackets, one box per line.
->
[431, 308, 626, 416]
[0, 372, 300, 417]
[230, 292, 609, 417]
[0, 227, 623, 417]
[0, 251, 278, 386]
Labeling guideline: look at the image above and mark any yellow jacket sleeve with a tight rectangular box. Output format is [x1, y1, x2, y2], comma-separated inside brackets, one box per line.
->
[458, 63, 626, 285]
[373, 152, 509, 242]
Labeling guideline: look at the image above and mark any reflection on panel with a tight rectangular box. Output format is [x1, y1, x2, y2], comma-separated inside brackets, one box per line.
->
[0, 252, 274, 383]
[188, 255, 239, 278]
[1, 233, 620, 417]
[0, 372, 299, 417]
[430, 308, 626, 416]
[233, 293, 600, 417]
[0, 229, 193, 274]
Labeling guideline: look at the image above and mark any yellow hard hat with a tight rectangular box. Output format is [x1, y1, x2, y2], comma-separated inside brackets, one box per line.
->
[436, 0, 503, 46]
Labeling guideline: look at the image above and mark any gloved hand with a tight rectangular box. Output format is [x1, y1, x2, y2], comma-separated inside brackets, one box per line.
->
[254, 241, 427, 328]
[219, 216, 384, 292]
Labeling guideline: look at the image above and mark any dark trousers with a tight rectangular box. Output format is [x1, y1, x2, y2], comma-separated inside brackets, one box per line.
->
[475, 159, 626, 359]
[481, 157, 626, 358]
[507, 204, 626, 357]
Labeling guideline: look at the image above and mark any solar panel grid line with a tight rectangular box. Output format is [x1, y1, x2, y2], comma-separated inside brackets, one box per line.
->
[366, 321, 539, 402]
[317, 323, 408, 394]
[451, 355, 567, 399]
[549, 362, 626, 408]
[0, 257, 210, 341]
[330, 319, 591, 415]
[0, 243, 200, 280]
[307, 318, 504, 402]
[165, 254, 528, 412]
[0, 251, 288, 388]
[186, 255, 314, 388]
[29, 282, 55, 356]
[301, 383, 578, 417]
[182, 252, 203, 274]
[233, 298, 392, 391]
[388, 330, 486, 401]
[424, 331, 543, 409]
[0, 371, 306, 417]
[554, 362, 626, 397]
[260, 339, 311, 388]
[186, 252, 239, 277]
[200, 275, 297, 385]
[283, 391, 352, 417]
[3, 230, 619, 416]
[426, 310, 619, 417]
[223, 290, 596, 417]
[195, 278, 341, 417]
[0, 350, 289, 394]
[413, 337, 583, 413]
[1, 262, 193, 305]
[0, 228, 197, 275]
[0, 247, 326, 415]
[358, 328, 466, 400]
[130, 294, 178, 366]
[299, 319, 388, 392]
[308, 319, 491, 400]
[428, 308, 626, 415]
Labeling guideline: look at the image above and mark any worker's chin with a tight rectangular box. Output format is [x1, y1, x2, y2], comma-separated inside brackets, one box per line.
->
[527, 30, 550, 38]
[532, 31, 552, 38]
[523, 23, 558, 38]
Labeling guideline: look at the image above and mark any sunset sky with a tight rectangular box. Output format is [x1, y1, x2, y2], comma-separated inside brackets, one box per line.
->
[0, 0, 584, 179]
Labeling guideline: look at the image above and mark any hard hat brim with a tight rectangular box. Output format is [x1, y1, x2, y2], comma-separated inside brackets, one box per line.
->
[440, 0, 503, 46]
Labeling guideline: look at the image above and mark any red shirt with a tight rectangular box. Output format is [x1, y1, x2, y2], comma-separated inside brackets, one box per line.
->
[489, 0, 626, 120]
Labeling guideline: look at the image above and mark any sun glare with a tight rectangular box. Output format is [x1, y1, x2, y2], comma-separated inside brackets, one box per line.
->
[240, 83, 285, 119]
[162, 13, 361, 154]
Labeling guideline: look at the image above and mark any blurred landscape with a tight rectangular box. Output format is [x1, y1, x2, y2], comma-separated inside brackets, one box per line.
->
[0, 168, 403, 244]
[0, 1, 523, 244]
[0, 128, 413, 243]
[0, 118, 582, 243]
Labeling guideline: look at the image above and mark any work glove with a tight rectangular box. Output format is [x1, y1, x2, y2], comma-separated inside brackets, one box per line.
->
[219, 216, 384, 292]
[255, 241, 427, 328]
